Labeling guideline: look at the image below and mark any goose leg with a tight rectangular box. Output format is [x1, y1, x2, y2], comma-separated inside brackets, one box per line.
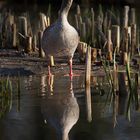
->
[69, 58, 73, 77]
[64, 58, 80, 79]
[48, 65, 52, 76]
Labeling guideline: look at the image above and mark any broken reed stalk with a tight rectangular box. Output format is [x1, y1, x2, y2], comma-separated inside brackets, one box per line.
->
[98, 4, 103, 22]
[123, 6, 129, 28]
[85, 46, 92, 122]
[47, 4, 51, 17]
[107, 29, 113, 61]
[12, 23, 17, 48]
[103, 12, 108, 37]
[112, 25, 120, 53]
[121, 6, 129, 65]
[75, 14, 79, 30]
[40, 13, 46, 31]
[81, 22, 86, 41]
[121, 28, 129, 65]
[18, 16, 28, 37]
[85, 46, 91, 86]
[131, 24, 137, 55]
[91, 8, 95, 46]
[130, 8, 136, 25]
[38, 31, 45, 58]
[75, 5, 82, 33]
[32, 35, 37, 52]
[76, 5, 81, 16]
[85, 18, 91, 42]
[18, 16, 28, 49]
[25, 36, 32, 53]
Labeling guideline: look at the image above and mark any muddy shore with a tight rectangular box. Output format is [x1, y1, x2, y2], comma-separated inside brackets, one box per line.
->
[1, 49, 139, 77]
[0, 49, 105, 77]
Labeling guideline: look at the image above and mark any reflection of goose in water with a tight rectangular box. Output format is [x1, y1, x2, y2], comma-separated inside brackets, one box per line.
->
[42, 0, 79, 77]
[41, 79, 79, 140]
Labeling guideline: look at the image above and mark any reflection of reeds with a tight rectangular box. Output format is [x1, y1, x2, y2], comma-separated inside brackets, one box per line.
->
[17, 72, 21, 112]
[125, 56, 139, 121]
[0, 76, 13, 118]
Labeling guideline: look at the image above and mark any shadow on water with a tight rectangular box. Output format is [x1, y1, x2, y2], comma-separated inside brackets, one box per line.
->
[0, 73, 140, 140]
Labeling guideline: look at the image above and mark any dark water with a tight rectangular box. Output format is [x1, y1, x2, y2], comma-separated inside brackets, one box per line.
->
[0, 74, 140, 140]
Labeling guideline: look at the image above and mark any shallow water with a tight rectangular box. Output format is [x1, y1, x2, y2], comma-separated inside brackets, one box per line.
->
[0, 74, 140, 140]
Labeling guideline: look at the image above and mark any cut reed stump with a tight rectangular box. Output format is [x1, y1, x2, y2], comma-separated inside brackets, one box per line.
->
[111, 25, 120, 53]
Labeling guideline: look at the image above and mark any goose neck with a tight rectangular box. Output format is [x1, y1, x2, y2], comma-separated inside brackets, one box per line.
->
[59, 0, 73, 18]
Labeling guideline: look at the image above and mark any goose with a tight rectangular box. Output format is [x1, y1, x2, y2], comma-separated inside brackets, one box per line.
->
[42, 0, 79, 77]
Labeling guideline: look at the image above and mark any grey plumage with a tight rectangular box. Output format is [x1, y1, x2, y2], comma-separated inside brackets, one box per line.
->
[42, 0, 79, 60]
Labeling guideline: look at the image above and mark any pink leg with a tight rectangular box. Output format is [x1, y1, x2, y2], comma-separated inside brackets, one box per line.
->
[48, 65, 52, 76]
[69, 58, 73, 77]
[64, 58, 80, 79]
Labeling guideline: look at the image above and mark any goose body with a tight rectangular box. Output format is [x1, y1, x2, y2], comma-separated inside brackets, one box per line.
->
[42, 15, 79, 58]
[42, 0, 79, 76]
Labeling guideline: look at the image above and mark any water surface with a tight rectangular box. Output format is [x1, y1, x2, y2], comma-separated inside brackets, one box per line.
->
[0, 74, 140, 140]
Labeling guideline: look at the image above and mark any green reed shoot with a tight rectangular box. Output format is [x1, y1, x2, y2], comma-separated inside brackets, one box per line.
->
[125, 56, 132, 121]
